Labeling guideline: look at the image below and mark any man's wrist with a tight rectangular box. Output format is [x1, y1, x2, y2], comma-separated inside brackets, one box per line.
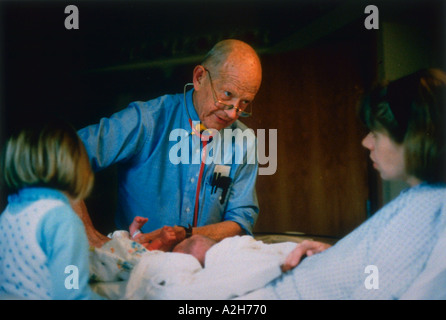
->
[180, 224, 193, 239]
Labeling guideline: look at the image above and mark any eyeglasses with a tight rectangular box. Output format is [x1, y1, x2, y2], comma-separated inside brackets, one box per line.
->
[204, 67, 253, 117]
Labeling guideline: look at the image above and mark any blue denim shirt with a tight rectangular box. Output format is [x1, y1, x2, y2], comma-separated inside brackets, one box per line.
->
[78, 89, 259, 234]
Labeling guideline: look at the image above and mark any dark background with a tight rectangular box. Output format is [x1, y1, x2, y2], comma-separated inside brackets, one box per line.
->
[1, 0, 353, 129]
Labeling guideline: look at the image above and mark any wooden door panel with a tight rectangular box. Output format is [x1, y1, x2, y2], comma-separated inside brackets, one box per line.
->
[245, 41, 372, 237]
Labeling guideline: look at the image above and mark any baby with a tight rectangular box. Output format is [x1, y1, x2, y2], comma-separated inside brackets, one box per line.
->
[129, 217, 217, 267]
[125, 218, 328, 271]
[172, 234, 217, 267]
[109, 216, 178, 252]
[107, 216, 215, 267]
[112, 217, 330, 273]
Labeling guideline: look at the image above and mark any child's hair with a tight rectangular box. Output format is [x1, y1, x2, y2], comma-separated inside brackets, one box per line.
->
[2, 118, 94, 201]
[360, 68, 446, 183]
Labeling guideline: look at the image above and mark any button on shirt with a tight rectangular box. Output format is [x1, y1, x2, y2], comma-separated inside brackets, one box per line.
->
[78, 89, 259, 234]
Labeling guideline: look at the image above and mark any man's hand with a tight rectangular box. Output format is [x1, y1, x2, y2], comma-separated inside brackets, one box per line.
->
[70, 198, 110, 248]
[88, 230, 111, 248]
[133, 226, 185, 251]
[281, 240, 331, 272]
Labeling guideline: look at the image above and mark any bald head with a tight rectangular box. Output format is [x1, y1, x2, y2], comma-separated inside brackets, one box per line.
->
[201, 39, 262, 91]
[192, 39, 262, 130]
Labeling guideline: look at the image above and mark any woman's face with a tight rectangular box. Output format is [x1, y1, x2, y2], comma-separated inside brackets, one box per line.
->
[361, 131, 419, 186]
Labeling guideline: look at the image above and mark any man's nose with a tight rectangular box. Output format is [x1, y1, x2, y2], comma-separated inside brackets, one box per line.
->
[224, 105, 239, 119]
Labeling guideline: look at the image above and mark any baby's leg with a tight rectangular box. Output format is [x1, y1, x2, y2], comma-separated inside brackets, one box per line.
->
[129, 216, 148, 239]
[144, 226, 178, 252]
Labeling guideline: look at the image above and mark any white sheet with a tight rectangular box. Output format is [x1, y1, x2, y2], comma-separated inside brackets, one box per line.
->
[89, 236, 297, 300]
[125, 235, 297, 300]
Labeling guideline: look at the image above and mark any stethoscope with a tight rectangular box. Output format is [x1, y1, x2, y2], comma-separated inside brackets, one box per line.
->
[183, 83, 216, 227]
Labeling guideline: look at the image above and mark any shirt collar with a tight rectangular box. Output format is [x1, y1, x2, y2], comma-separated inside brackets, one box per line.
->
[183, 87, 226, 138]
[7, 187, 70, 213]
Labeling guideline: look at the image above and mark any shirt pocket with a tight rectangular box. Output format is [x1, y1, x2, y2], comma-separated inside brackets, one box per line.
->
[201, 175, 233, 222]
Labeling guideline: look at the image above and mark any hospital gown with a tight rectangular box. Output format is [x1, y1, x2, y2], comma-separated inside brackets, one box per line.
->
[241, 182, 446, 300]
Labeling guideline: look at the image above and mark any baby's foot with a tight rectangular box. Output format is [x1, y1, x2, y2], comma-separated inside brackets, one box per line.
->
[129, 216, 148, 239]
[145, 226, 178, 252]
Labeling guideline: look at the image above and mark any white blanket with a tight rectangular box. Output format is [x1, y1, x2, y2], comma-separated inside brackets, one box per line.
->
[125, 235, 297, 299]
[89, 236, 297, 300]
[89, 235, 147, 282]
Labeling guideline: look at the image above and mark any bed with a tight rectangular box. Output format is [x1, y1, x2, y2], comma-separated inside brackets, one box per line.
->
[90, 228, 446, 300]
[89, 232, 336, 300]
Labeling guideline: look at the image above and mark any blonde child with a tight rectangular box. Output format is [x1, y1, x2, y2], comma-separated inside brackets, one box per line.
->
[0, 119, 102, 299]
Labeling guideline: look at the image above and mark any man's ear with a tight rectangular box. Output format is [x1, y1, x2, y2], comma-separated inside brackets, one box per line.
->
[192, 65, 206, 90]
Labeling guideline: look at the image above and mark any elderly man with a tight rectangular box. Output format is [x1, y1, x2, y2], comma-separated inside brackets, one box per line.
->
[74, 39, 263, 248]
